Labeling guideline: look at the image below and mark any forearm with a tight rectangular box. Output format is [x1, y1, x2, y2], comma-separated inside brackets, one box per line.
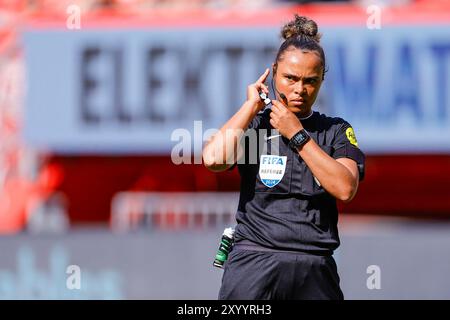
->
[202, 101, 259, 171]
[298, 139, 358, 202]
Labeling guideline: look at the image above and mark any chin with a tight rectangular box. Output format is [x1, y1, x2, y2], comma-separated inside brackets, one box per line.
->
[288, 103, 313, 116]
[287, 107, 301, 113]
[287, 105, 304, 113]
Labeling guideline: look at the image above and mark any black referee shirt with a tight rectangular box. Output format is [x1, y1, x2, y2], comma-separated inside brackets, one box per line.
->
[233, 109, 365, 255]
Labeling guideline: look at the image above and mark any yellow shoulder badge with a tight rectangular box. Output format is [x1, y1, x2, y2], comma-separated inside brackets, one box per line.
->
[345, 127, 359, 147]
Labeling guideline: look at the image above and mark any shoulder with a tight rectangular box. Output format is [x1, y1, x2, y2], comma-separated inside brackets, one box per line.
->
[312, 112, 352, 134]
[315, 112, 350, 127]
[312, 112, 361, 147]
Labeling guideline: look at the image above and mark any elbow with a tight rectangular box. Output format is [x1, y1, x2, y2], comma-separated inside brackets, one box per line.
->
[202, 152, 214, 169]
[204, 163, 230, 173]
[202, 154, 218, 171]
[202, 153, 228, 173]
[337, 184, 357, 204]
[340, 195, 354, 204]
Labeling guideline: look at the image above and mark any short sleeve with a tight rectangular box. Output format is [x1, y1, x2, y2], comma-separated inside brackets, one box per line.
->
[227, 110, 267, 171]
[332, 121, 366, 181]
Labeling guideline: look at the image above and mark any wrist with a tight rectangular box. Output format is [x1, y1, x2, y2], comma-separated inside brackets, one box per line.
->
[287, 125, 303, 140]
[288, 129, 310, 151]
[243, 100, 262, 115]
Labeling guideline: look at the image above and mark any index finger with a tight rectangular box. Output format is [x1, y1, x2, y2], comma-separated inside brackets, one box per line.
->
[256, 68, 270, 85]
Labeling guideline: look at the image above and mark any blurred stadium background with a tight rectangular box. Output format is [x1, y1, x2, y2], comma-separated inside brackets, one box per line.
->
[0, 0, 450, 299]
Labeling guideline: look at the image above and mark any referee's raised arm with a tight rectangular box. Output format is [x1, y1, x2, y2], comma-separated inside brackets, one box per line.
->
[202, 68, 270, 172]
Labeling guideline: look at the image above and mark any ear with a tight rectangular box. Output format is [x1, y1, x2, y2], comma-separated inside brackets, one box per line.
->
[272, 62, 277, 75]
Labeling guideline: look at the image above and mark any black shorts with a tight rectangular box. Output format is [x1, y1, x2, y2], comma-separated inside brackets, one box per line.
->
[218, 244, 344, 300]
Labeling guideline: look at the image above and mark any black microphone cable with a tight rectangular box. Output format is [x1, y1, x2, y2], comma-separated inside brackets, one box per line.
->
[271, 77, 287, 104]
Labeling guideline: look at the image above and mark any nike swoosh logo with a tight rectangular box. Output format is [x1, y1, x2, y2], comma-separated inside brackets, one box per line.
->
[264, 134, 282, 141]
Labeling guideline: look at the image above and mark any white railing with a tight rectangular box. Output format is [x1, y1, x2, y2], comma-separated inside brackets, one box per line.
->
[110, 192, 239, 232]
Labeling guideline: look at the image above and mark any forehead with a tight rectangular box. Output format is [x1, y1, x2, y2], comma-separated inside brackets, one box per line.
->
[277, 48, 323, 76]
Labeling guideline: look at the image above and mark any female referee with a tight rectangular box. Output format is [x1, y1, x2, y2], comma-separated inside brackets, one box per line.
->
[202, 14, 365, 300]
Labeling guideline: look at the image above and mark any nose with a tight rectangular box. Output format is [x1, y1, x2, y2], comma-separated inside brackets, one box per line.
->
[294, 81, 306, 95]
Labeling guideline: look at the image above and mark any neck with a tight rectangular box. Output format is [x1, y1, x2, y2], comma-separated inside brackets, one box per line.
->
[296, 110, 313, 120]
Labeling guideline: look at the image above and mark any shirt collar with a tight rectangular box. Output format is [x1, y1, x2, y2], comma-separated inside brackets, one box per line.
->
[298, 110, 314, 120]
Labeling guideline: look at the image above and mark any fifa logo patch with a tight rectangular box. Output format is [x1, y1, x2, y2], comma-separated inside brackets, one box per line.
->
[258, 155, 287, 188]
[346, 127, 359, 147]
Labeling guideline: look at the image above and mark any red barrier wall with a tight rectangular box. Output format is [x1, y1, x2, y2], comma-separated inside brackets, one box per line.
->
[49, 154, 450, 224]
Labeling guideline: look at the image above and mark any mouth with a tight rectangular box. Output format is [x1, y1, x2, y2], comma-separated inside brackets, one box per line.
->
[290, 99, 305, 106]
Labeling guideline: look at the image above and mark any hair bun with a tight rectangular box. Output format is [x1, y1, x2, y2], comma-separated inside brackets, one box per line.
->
[281, 14, 321, 43]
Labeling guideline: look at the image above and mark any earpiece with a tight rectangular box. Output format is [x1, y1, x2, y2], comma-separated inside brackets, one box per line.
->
[259, 91, 272, 107]
[258, 65, 287, 107]
[272, 77, 287, 103]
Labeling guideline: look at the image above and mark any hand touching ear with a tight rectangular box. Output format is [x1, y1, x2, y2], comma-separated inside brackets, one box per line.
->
[246, 68, 270, 111]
